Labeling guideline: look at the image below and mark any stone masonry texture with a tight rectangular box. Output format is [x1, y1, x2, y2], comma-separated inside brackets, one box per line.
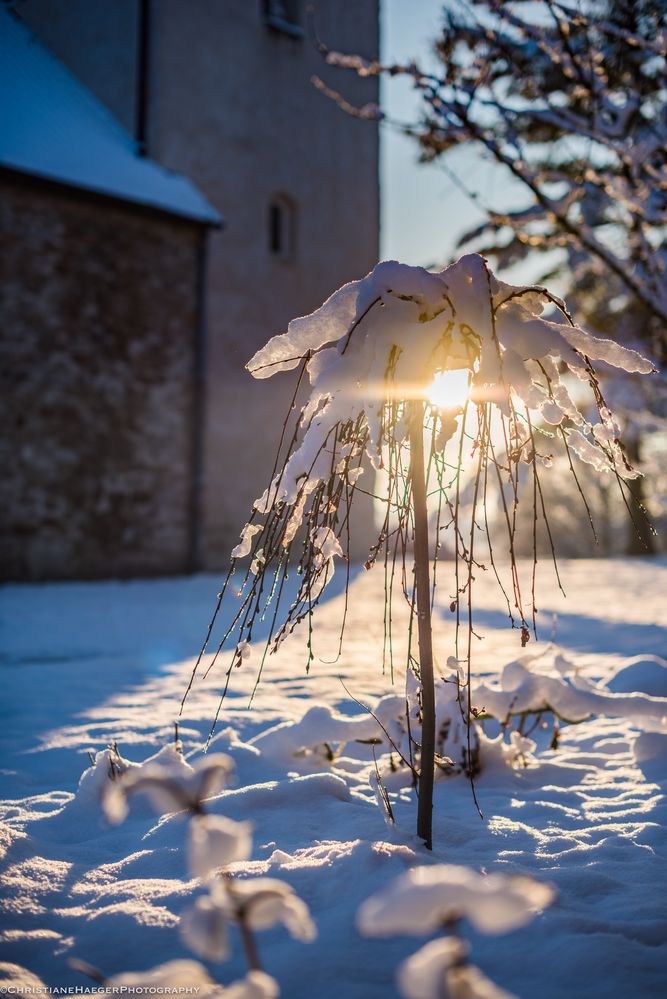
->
[0, 178, 200, 580]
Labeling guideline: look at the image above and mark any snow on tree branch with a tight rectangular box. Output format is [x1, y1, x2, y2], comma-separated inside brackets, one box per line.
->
[357, 864, 554, 999]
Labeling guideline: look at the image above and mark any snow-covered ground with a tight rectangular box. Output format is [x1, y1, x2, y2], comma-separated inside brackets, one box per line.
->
[1, 558, 666, 998]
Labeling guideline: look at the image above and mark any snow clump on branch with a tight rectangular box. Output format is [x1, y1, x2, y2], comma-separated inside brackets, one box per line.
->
[358, 864, 554, 999]
[181, 876, 316, 962]
[102, 751, 235, 823]
[357, 864, 554, 937]
[398, 939, 517, 999]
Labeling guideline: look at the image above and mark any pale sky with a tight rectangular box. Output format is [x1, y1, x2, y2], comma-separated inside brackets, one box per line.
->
[380, 0, 520, 270]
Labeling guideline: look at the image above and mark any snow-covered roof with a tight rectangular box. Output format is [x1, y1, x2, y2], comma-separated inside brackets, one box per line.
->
[0, 8, 222, 226]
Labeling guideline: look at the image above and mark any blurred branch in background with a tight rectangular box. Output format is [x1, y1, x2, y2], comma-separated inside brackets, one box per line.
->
[320, 0, 667, 553]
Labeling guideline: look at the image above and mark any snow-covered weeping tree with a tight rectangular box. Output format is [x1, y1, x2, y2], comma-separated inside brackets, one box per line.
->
[184, 252, 653, 850]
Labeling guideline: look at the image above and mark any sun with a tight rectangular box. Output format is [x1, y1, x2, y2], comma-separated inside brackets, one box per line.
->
[426, 368, 471, 410]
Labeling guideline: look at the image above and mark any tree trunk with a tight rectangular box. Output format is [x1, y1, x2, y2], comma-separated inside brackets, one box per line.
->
[625, 434, 655, 555]
[409, 401, 436, 851]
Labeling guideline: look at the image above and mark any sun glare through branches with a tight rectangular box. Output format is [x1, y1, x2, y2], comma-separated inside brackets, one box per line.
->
[426, 368, 470, 412]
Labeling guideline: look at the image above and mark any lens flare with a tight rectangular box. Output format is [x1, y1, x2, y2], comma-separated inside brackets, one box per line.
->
[426, 368, 470, 410]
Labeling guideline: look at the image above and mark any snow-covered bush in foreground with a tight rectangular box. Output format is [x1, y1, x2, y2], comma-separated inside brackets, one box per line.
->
[358, 865, 554, 935]
[181, 876, 316, 962]
[74, 743, 315, 996]
[102, 746, 235, 822]
[398, 941, 516, 999]
[72, 959, 278, 998]
[358, 864, 554, 999]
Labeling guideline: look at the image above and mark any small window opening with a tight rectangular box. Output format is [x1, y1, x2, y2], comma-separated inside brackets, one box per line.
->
[268, 195, 296, 261]
[262, 0, 304, 39]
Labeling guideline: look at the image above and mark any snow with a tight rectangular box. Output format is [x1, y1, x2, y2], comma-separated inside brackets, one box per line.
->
[188, 815, 254, 878]
[0, 8, 221, 226]
[232, 526, 263, 560]
[607, 655, 667, 697]
[357, 865, 555, 936]
[474, 650, 667, 727]
[397, 941, 516, 999]
[1, 558, 666, 997]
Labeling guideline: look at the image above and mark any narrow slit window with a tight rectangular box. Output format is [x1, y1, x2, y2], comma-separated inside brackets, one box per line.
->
[268, 195, 296, 261]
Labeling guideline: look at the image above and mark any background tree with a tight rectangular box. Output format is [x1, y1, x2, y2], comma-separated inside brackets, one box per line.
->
[321, 0, 666, 552]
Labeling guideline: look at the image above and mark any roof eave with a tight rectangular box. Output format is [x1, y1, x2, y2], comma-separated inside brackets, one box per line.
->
[0, 163, 225, 230]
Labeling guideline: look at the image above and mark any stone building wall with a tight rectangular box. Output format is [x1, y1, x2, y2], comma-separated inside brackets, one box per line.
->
[18, 0, 380, 570]
[0, 177, 201, 580]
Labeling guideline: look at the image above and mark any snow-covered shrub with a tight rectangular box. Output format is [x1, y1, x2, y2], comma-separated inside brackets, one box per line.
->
[249, 697, 405, 769]
[248, 673, 482, 791]
[358, 864, 554, 999]
[83, 742, 315, 995]
[215, 255, 652, 670]
[186, 252, 652, 848]
[406, 667, 481, 779]
[75, 743, 134, 809]
[68, 740, 195, 822]
[473, 650, 667, 736]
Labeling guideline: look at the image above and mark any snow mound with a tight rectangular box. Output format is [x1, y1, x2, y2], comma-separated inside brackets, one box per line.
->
[249, 698, 404, 767]
[607, 656, 667, 697]
[632, 731, 667, 783]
